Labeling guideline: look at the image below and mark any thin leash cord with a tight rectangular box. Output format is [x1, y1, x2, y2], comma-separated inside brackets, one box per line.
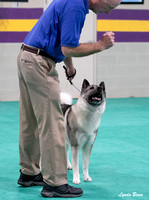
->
[69, 80, 81, 93]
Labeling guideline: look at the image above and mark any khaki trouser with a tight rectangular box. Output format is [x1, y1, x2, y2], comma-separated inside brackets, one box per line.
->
[17, 49, 67, 186]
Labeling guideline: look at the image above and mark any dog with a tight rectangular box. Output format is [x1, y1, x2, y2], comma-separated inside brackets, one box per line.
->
[61, 79, 106, 184]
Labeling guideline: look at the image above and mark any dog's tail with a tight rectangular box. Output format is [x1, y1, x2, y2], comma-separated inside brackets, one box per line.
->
[60, 92, 72, 116]
[60, 92, 72, 105]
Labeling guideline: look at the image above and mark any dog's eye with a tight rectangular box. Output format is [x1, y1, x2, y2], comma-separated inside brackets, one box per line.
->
[90, 86, 95, 90]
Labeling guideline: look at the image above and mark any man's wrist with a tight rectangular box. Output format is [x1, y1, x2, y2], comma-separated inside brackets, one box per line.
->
[96, 41, 105, 52]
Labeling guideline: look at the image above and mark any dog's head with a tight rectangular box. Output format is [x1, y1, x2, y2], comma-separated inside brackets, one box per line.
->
[81, 79, 106, 106]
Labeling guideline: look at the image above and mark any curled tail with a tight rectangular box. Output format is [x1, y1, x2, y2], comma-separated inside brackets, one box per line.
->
[60, 92, 72, 115]
[60, 92, 72, 105]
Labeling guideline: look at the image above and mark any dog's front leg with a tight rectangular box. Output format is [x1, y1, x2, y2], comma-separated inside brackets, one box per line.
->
[66, 141, 72, 170]
[82, 145, 93, 182]
[71, 146, 80, 184]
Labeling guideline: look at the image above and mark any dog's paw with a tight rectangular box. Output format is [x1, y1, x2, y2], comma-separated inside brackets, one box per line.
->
[84, 176, 92, 182]
[67, 161, 72, 170]
[67, 165, 72, 170]
[73, 179, 81, 184]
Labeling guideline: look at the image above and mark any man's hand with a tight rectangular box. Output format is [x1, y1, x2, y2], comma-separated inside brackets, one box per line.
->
[63, 57, 76, 82]
[63, 66, 76, 82]
[99, 31, 115, 50]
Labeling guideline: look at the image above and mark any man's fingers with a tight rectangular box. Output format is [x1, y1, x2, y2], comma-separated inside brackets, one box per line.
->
[63, 65, 76, 81]
[103, 31, 114, 35]
[99, 31, 116, 50]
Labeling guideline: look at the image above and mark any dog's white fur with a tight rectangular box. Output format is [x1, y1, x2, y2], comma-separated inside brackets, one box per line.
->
[72, 98, 105, 184]
[61, 91, 106, 184]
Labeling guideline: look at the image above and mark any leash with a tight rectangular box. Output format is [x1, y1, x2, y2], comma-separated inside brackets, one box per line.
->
[69, 80, 81, 93]
[63, 66, 81, 93]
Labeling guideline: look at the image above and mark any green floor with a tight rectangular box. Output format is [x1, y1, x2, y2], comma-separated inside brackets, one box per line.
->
[0, 98, 149, 200]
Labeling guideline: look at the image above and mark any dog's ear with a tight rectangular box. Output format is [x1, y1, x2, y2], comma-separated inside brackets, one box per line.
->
[99, 81, 105, 92]
[81, 79, 90, 92]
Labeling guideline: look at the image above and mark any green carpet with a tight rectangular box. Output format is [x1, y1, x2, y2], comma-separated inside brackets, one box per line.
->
[0, 98, 149, 200]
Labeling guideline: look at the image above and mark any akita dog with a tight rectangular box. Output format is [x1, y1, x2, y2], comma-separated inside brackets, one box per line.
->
[61, 79, 106, 184]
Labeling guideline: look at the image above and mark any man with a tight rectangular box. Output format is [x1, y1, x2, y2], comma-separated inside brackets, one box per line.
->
[17, 0, 121, 198]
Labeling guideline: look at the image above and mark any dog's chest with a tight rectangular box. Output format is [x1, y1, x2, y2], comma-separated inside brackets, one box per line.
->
[76, 129, 97, 148]
[75, 108, 101, 134]
[75, 111, 101, 148]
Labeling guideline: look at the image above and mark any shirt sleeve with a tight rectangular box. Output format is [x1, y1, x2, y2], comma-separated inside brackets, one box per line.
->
[60, 10, 85, 47]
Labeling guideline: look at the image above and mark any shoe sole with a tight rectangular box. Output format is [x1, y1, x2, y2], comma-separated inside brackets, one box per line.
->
[18, 180, 45, 187]
[41, 191, 83, 198]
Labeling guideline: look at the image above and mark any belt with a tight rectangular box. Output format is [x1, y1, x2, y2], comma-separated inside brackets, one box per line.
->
[21, 44, 57, 63]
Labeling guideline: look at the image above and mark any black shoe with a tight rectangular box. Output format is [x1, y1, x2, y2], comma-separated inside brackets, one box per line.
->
[17, 170, 45, 187]
[41, 183, 83, 198]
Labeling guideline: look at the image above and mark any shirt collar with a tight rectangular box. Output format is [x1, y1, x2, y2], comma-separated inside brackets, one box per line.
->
[84, 0, 89, 14]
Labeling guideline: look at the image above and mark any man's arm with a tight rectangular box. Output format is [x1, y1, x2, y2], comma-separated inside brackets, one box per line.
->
[61, 32, 115, 57]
